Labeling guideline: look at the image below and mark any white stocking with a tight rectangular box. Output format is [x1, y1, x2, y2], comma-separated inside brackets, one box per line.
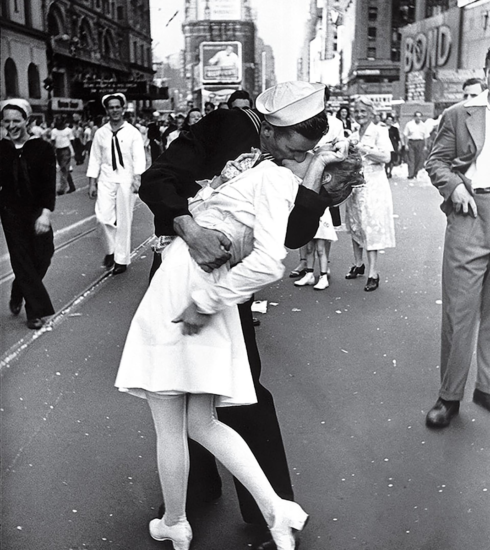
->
[146, 392, 189, 525]
[187, 394, 281, 527]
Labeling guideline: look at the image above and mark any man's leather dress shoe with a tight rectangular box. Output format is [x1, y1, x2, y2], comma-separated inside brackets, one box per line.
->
[27, 318, 45, 330]
[473, 389, 490, 412]
[426, 398, 460, 428]
[345, 264, 365, 279]
[103, 253, 114, 269]
[9, 298, 22, 315]
[254, 536, 277, 550]
[113, 263, 127, 275]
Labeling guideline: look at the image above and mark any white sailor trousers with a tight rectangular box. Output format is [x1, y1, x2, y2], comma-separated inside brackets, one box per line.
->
[95, 179, 136, 265]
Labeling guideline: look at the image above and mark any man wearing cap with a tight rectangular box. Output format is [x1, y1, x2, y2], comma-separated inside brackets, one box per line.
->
[0, 99, 56, 329]
[87, 93, 146, 274]
[139, 81, 349, 546]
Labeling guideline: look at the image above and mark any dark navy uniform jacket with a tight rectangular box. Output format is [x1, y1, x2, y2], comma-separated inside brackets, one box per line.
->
[139, 107, 330, 249]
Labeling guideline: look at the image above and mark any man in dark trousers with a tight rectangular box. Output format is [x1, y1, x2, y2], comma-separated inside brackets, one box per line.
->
[140, 81, 349, 549]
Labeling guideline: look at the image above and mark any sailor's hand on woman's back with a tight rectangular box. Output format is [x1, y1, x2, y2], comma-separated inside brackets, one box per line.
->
[173, 216, 232, 273]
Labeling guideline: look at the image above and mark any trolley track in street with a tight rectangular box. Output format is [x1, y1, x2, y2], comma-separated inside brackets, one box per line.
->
[0, 227, 154, 372]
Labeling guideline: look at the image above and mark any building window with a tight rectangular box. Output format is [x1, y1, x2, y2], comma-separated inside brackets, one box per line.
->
[368, 7, 378, 21]
[140, 44, 144, 66]
[28, 63, 41, 98]
[1, 0, 11, 18]
[79, 19, 93, 49]
[368, 27, 377, 42]
[367, 46, 376, 60]
[133, 41, 138, 63]
[47, 4, 63, 36]
[426, 0, 449, 18]
[24, 0, 32, 27]
[399, 0, 416, 26]
[4, 58, 19, 97]
[117, 6, 124, 20]
[104, 32, 113, 57]
[52, 71, 65, 97]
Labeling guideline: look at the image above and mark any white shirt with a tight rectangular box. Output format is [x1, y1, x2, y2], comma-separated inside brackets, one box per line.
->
[51, 127, 74, 149]
[86, 121, 146, 185]
[464, 90, 490, 190]
[188, 161, 300, 314]
[351, 122, 393, 167]
[29, 124, 44, 137]
[403, 119, 428, 141]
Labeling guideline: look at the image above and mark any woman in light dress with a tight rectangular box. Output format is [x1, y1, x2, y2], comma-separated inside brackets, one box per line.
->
[345, 96, 396, 291]
[114, 146, 358, 550]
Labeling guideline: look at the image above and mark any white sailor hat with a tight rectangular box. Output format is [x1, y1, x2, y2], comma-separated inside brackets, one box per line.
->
[256, 81, 326, 127]
[101, 93, 127, 108]
[0, 98, 32, 118]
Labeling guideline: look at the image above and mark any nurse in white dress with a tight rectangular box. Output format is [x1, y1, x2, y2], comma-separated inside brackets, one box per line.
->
[345, 96, 396, 292]
[116, 157, 311, 550]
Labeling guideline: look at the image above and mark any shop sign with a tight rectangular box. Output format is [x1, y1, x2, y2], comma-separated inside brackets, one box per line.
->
[356, 69, 381, 76]
[51, 98, 84, 111]
[354, 94, 393, 111]
[73, 80, 149, 97]
[403, 25, 452, 73]
[402, 7, 461, 74]
[200, 42, 242, 84]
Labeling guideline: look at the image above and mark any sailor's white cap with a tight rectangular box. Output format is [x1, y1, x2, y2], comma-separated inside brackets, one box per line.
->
[256, 81, 326, 127]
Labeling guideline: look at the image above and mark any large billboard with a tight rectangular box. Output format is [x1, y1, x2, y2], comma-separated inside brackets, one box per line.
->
[200, 41, 242, 84]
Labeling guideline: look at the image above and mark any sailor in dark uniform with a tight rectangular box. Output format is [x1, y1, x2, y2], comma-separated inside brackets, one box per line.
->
[139, 81, 350, 549]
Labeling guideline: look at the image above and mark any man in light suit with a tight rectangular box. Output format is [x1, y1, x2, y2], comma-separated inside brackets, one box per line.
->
[425, 48, 490, 428]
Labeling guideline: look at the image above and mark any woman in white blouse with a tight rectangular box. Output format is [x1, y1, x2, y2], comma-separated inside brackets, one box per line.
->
[345, 96, 396, 291]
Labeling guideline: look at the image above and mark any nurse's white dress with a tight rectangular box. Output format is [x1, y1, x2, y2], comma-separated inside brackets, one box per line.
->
[115, 161, 299, 407]
[345, 123, 396, 251]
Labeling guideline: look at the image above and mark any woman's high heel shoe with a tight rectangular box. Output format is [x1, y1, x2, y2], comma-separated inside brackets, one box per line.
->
[269, 500, 309, 550]
[364, 275, 380, 292]
[149, 517, 192, 550]
[345, 264, 365, 279]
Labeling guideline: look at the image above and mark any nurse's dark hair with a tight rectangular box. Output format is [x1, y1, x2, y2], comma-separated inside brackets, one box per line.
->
[486, 47, 490, 68]
[320, 142, 364, 205]
[272, 110, 329, 141]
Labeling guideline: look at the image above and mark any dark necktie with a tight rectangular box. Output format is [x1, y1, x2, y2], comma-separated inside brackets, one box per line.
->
[111, 128, 125, 170]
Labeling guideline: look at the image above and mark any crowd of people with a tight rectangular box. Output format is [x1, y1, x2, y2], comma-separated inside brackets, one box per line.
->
[1, 53, 489, 549]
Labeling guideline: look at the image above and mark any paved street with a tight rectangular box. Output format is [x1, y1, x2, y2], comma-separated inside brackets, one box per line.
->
[1, 163, 489, 550]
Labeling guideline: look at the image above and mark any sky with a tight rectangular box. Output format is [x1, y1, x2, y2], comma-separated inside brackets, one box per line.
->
[150, 0, 312, 82]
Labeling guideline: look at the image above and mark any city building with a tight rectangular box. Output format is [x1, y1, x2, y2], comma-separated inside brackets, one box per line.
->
[299, 0, 344, 88]
[181, 0, 273, 109]
[341, 0, 417, 100]
[1, 0, 154, 120]
[1, 0, 50, 115]
[400, 0, 490, 111]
